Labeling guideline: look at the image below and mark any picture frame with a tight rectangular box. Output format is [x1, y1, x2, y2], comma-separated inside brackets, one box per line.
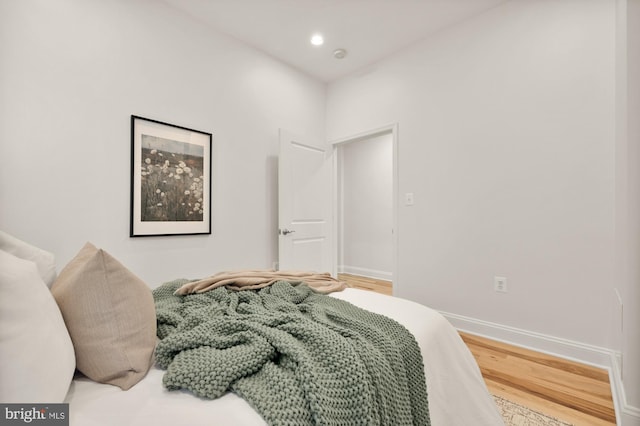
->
[130, 115, 212, 237]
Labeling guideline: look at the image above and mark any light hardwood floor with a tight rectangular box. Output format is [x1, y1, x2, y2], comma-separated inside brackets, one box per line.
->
[461, 332, 616, 425]
[338, 273, 617, 425]
[338, 273, 392, 295]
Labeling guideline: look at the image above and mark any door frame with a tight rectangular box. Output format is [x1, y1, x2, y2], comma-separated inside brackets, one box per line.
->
[329, 123, 399, 294]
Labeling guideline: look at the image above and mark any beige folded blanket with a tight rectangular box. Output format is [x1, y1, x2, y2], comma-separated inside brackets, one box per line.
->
[173, 270, 347, 295]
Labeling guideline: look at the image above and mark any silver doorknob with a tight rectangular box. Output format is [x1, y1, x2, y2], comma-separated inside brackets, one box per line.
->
[280, 228, 295, 235]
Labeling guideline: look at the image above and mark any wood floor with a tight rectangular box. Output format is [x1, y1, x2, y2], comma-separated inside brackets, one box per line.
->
[338, 273, 392, 295]
[461, 332, 616, 425]
[338, 273, 617, 425]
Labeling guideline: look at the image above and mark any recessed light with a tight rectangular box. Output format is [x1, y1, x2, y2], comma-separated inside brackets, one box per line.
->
[310, 33, 324, 46]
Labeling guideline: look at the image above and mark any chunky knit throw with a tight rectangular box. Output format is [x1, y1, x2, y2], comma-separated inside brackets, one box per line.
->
[153, 280, 430, 426]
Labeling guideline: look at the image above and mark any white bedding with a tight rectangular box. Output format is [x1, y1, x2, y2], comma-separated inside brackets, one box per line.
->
[64, 288, 504, 425]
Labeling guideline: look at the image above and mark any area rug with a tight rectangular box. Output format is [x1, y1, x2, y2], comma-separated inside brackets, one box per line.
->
[493, 395, 573, 426]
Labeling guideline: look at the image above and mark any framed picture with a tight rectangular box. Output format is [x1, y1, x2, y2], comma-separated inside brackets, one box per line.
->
[130, 115, 212, 237]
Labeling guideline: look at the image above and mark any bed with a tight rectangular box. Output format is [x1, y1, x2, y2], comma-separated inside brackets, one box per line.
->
[0, 234, 504, 425]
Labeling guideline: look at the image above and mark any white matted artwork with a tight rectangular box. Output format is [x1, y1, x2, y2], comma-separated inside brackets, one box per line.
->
[130, 115, 212, 237]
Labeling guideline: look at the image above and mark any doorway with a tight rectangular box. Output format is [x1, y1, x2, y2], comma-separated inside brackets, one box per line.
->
[332, 125, 397, 295]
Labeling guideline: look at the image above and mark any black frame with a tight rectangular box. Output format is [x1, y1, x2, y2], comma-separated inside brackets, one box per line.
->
[130, 115, 212, 237]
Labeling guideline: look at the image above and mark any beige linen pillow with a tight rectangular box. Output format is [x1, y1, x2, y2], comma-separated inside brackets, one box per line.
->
[51, 242, 156, 390]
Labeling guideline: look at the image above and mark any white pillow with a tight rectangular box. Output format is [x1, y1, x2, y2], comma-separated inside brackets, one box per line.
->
[0, 249, 76, 403]
[0, 230, 57, 287]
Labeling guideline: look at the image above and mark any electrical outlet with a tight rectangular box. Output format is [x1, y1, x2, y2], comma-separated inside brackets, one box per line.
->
[494, 276, 507, 293]
[272, 262, 279, 271]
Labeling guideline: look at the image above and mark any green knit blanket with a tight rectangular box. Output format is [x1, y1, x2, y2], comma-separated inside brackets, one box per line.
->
[153, 280, 430, 426]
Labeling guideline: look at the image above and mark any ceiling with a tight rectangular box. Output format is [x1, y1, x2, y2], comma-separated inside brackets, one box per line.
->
[163, 0, 509, 82]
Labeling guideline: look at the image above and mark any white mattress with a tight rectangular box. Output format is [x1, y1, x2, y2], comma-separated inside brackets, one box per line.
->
[64, 288, 504, 425]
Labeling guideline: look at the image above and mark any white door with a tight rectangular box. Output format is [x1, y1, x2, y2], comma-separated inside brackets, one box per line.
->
[278, 129, 333, 274]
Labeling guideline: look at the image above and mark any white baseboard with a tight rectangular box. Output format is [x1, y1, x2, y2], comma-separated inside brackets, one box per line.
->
[611, 353, 640, 426]
[622, 409, 640, 426]
[440, 311, 640, 426]
[338, 265, 392, 281]
[441, 311, 613, 366]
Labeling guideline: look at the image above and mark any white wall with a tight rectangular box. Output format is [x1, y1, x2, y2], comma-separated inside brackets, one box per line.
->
[328, 0, 640, 420]
[339, 133, 393, 279]
[619, 0, 640, 421]
[328, 0, 616, 348]
[0, 0, 326, 287]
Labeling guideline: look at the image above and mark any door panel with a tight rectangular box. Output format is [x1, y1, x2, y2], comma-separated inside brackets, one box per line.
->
[278, 130, 332, 273]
